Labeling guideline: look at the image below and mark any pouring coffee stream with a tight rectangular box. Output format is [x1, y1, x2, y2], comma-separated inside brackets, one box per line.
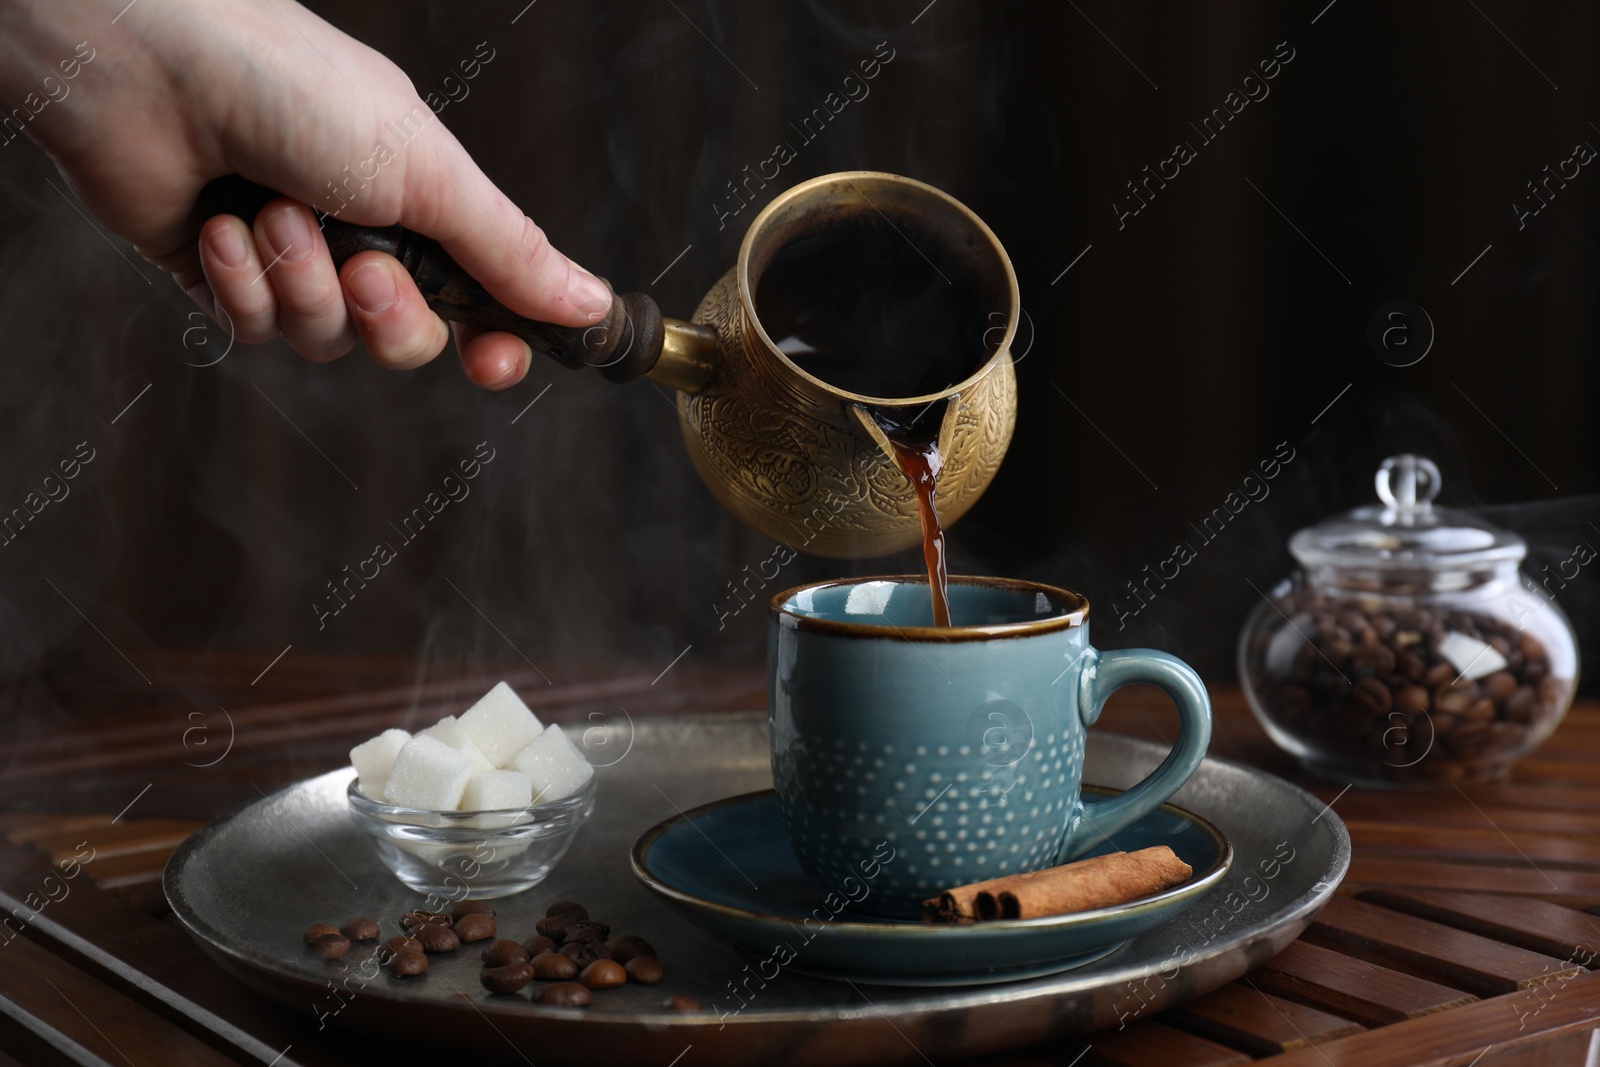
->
[888, 431, 952, 627]
[199, 172, 1019, 585]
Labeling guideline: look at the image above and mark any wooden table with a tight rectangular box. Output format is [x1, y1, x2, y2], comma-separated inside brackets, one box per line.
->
[2, 654, 1597, 1066]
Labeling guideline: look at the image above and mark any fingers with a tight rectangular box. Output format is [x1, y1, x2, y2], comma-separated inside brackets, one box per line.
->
[452, 323, 532, 391]
[401, 130, 612, 329]
[202, 200, 449, 372]
[339, 251, 451, 370]
[251, 200, 355, 362]
[199, 214, 279, 344]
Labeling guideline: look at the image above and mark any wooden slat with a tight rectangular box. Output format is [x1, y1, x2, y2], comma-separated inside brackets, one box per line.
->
[74, 848, 175, 890]
[1249, 940, 1477, 1026]
[1507, 759, 1600, 785]
[1444, 783, 1600, 813]
[1346, 822, 1600, 868]
[1308, 896, 1583, 996]
[1085, 1021, 1251, 1066]
[0, 665, 753, 763]
[0, 838, 402, 1066]
[1338, 806, 1600, 836]
[1345, 855, 1600, 906]
[1312, 782, 1600, 817]
[1473, 1028, 1600, 1066]
[1359, 889, 1600, 965]
[0, 669, 763, 780]
[0, 814, 114, 845]
[1263, 970, 1600, 1066]
[0, 935, 238, 1066]
[1165, 982, 1364, 1056]
[38, 819, 200, 865]
[0, 668, 555, 757]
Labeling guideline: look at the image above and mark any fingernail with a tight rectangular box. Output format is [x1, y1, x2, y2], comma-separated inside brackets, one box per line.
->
[208, 223, 247, 269]
[347, 262, 397, 313]
[489, 342, 532, 389]
[568, 265, 612, 319]
[263, 206, 314, 264]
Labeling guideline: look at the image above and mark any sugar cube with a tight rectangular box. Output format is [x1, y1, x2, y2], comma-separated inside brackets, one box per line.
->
[458, 681, 544, 767]
[350, 728, 411, 800]
[462, 768, 535, 812]
[383, 735, 476, 809]
[509, 725, 593, 803]
[419, 715, 495, 773]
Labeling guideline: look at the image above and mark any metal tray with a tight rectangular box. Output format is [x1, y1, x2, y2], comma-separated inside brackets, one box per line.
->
[165, 713, 1349, 1066]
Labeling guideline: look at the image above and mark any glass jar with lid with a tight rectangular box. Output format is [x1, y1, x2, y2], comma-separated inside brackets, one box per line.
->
[1238, 454, 1578, 786]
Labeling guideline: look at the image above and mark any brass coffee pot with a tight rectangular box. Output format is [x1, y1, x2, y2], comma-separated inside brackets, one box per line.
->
[208, 172, 1019, 557]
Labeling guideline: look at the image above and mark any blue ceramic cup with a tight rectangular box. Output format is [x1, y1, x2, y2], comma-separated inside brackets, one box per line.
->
[768, 575, 1212, 918]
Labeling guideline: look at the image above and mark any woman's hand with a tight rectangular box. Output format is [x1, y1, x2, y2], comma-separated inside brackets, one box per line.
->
[0, 0, 607, 388]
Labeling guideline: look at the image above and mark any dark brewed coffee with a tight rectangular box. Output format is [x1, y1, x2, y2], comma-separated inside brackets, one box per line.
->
[755, 218, 988, 400]
[887, 429, 950, 628]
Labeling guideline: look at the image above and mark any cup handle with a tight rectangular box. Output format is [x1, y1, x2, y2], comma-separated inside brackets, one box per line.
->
[1053, 648, 1213, 865]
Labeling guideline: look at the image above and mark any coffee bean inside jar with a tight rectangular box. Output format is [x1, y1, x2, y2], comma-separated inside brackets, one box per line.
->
[1239, 455, 1577, 786]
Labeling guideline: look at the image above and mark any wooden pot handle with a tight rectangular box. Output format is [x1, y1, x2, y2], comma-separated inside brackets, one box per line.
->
[196, 175, 665, 383]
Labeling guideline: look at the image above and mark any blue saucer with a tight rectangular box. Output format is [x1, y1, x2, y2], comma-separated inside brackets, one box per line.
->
[631, 787, 1233, 986]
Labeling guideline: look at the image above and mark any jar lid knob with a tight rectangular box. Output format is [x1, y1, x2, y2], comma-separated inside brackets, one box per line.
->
[1375, 453, 1441, 521]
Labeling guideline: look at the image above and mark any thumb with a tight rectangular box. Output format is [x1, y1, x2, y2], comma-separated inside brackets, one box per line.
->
[397, 121, 611, 329]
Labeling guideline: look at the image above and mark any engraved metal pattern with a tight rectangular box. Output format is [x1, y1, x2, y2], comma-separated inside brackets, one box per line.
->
[677, 272, 1017, 559]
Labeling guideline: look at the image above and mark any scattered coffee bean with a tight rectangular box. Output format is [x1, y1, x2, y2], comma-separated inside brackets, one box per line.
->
[339, 917, 379, 941]
[402, 910, 452, 934]
[535, 981, 591, 1007]
[562, 925, 605, 945]
[605, 935, 656, 963]
[481, 939, 531, 967]
[522, 935, 559, 957]
[455, 913, 496, 943]
[663, 995, 699, 1012]
[535, 914, 579, 939]
[481, 962, 534, 994]
[564, 920, 610, 940]
[531, 952, 579, 981]
[625, 956, 664, 984]
[579, 959, 626, 989]
[560, 941, 611, 967]
[451, 900, 496, 922]
[386, 949, 428, 976]
[308, 933, 350, 959]
[380, 935, 420, 963]
[303, 923, 339, 943]
[416, 924, 461, 953]
[545, 900, 588, 920]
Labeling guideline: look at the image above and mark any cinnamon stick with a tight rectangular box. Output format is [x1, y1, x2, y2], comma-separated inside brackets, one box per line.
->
[922, 846, 1193, 923]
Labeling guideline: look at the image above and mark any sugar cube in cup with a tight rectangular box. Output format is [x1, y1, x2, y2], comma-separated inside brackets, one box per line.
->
[509, 725, 594, 803]
[349, 728, 411, 800]
[382, 735, 476, 809]
[462, 768, 537, 831]
[351, 682, 592, 812]
[459, 681, 545, 766]
[419, 715, 495, 774]
[462, 768, 535, 811]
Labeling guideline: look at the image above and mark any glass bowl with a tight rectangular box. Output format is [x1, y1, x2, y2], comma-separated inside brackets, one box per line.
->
[346, 776, 596, 900]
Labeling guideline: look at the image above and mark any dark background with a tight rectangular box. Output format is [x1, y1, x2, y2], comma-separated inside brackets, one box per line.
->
[1, 0, 1596, 713]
